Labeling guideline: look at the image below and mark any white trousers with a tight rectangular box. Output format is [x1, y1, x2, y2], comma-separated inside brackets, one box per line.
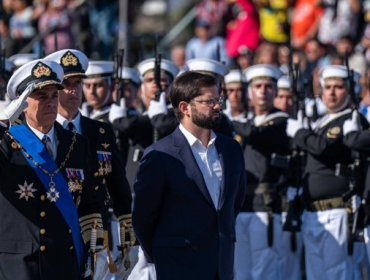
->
[127, 246, 157, 280]
[234, 212, 303, 280]
[302, 209, 367, 280]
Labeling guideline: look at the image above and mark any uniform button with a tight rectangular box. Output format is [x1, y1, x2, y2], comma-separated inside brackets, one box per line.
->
[40, 245, 46, 252]
[69, 245, 74, 251]
[40, 195, 45, 201]
[40, 211, 46, 218]
[68, 229, 71, 234]
[40, 229, 46, 235]
[94, 186, 99, 191]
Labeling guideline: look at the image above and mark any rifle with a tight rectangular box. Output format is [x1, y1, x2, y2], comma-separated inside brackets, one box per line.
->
[154, 44, 162, 101]
[283, 51, 305, 236]
[0, 36, 6, 101]
[341, 52, 364, 255]
[113, 48, 125, 105]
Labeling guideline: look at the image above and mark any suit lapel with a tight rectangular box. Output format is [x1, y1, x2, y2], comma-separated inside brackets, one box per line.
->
[173, 128, 215, 209]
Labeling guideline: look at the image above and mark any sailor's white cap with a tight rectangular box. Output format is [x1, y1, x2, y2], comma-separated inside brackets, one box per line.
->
[224, 70, 243, 84]
[186, 58, 229, 77]
[277, 76, 291, 89]
[7, 59, 64, 100]
[120, 67, 141, 85]
[320, 65, 350, 81]
[44, 49, 88, 78]
[244, 64, 282, 83]
[320, 65, 362, 94]
[8, 53, 39, 68]
[85, 60, 114, 79]
[137, 58, 179, 79]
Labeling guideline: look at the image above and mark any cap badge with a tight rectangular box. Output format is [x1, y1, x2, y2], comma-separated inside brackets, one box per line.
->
[33, 62, 51, 78]
[61, 51, 78, 67]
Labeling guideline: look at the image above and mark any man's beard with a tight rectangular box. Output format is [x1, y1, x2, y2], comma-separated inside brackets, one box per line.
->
[191, 106, 221, 129]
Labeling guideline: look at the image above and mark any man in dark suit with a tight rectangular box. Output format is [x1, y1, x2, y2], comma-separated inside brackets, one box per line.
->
[132, 71, 246, 280]
[45, 49, 133, 273]
[0, 59, 103, 279]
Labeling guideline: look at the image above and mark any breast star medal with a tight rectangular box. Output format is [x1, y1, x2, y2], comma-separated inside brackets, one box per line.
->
[16, 181, 37, 201]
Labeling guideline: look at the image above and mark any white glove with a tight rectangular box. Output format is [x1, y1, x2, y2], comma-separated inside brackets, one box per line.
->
[351, 195, 361, 212]
[343, 110, 359, 136]
[305, 98, 316, 118]
[109, 98, 127, 123]
[286, 111, 307, 138]
[305, 97, 327, 118]
[148, 92, 167, 119]
[0, 83, 35, 122]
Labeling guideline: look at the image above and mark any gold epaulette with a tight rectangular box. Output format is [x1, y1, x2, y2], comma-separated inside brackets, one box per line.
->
[79, 213, 104, 244]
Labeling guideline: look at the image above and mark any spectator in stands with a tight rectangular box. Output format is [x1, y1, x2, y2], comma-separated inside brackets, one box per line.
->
[317, 0, 362, 46]
[254, 0, 289, 44]
[253, 41, 279, 65]
[170, 45, 187, 72]
[335, 35, 367, 76]
[9, 0, 35, 53]
[195, 0, 228, 37]
[225, 0, 260, 59]
[185, 20, 230, 65]
[38, 0, 75, 55]
[291, 0, 323, 49]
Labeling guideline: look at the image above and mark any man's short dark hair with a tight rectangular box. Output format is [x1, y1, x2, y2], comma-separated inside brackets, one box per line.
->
[169, 71, 218, 119]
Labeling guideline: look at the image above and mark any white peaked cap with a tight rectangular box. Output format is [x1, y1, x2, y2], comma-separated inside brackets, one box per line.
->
[277, 75, 291, 89]
[44, 49, 88, 78]
[137, 58, 179, 79]
[7, 59, 64, 100]
[85, 60, 114, 78]
[224, 70, 243, 84]
[186, 58, 229, 77]
[244, 64, 282, 83]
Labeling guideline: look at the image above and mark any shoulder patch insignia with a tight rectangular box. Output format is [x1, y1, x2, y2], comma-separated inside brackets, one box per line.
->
[326, 126, 341, 139]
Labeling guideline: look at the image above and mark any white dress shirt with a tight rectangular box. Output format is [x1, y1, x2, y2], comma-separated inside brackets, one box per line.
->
[179, 124, 223, 209]
[56, 113, 82, 134]
[28, 123, 57, 160]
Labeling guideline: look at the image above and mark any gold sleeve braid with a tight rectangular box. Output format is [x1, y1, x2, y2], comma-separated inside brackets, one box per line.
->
[79, 213, 104, 245]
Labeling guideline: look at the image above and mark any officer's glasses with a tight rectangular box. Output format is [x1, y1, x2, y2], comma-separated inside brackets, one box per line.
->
[191, 97, 225, 107]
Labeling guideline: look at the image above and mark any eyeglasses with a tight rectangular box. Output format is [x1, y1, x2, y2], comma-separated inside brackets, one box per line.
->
[191, 97, 225, 107]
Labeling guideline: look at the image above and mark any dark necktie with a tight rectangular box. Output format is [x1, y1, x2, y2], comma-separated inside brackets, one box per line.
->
[42, 135, 54, 158]
[67, 122, 75, 132]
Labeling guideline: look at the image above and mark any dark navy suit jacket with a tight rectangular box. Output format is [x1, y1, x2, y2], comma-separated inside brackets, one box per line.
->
[133, 127, 246, 280]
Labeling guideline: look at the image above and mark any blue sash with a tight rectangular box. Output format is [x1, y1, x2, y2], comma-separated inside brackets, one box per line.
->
[9, 124, 84, 270]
